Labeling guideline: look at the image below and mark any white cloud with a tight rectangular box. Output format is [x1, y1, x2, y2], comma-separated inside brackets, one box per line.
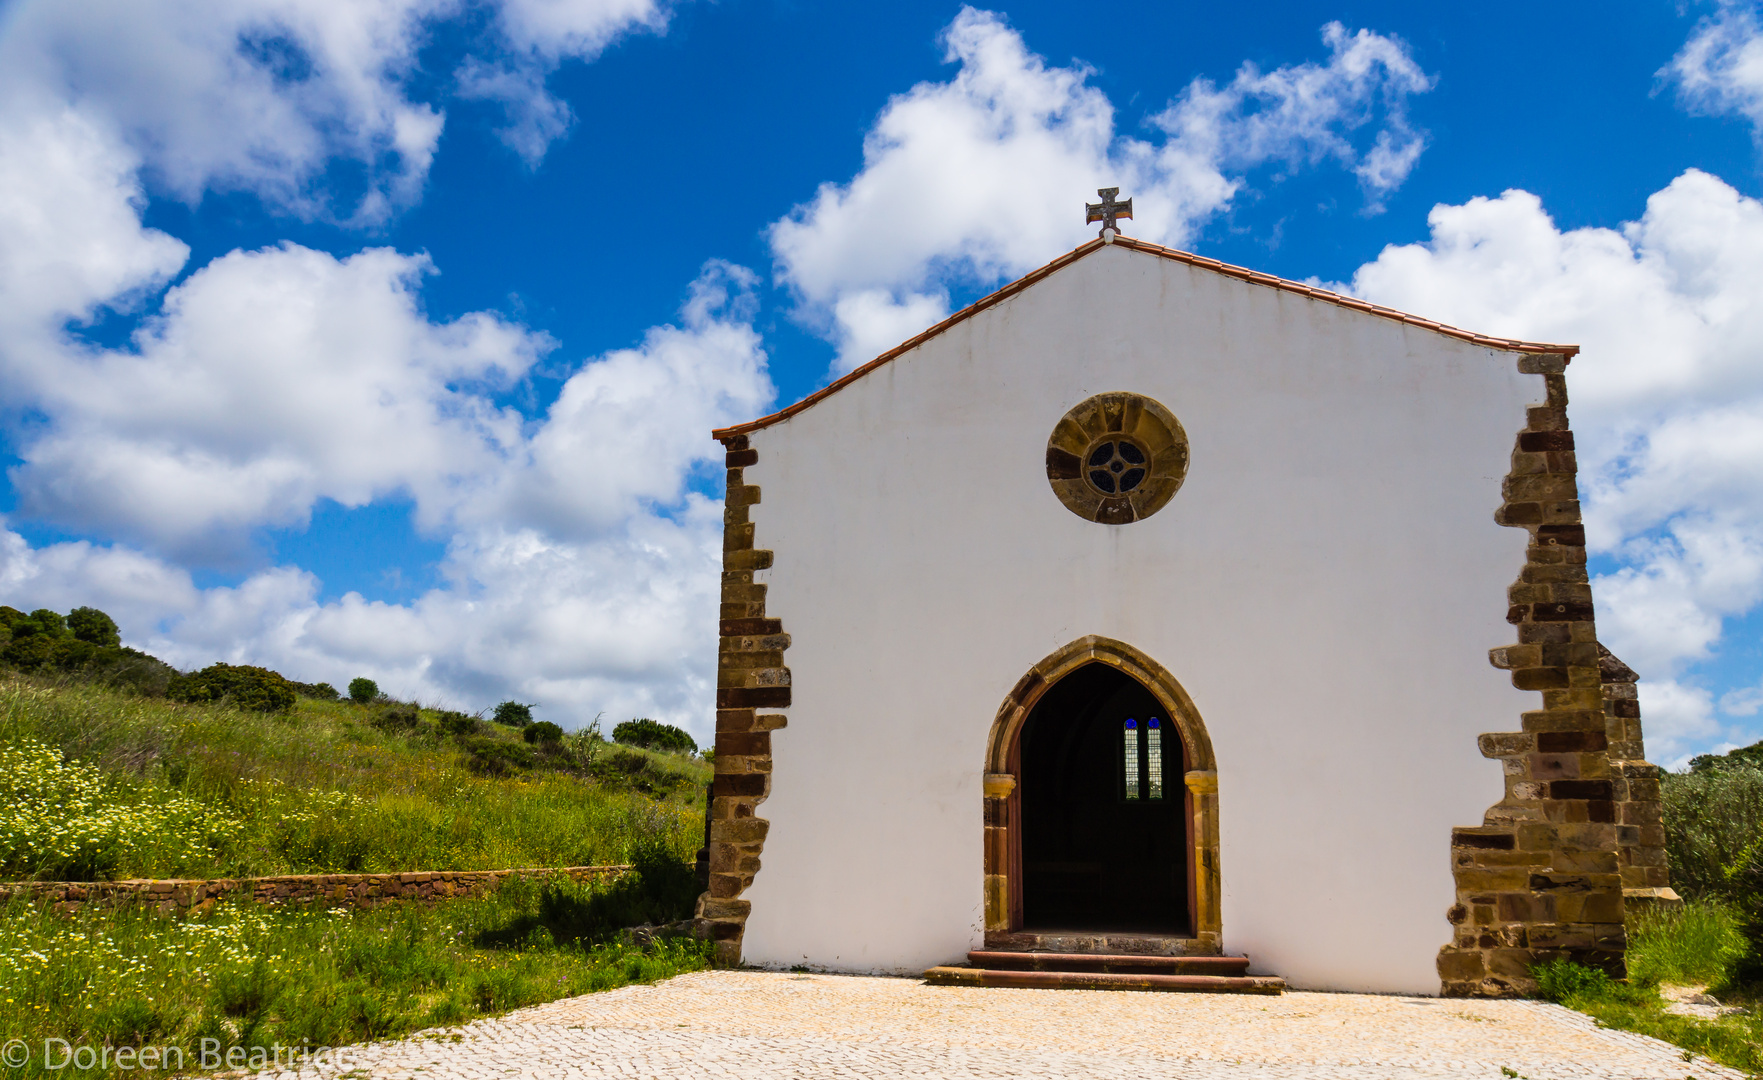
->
[478, 262, 772, 537]
[1342, 170, 1763, 761]
[0, 105, 189, 375]
[1637, 679, 1726, 770]
[0, 0, 757, 738]
[0, 509, 725, 736]
[1155, 21, 1433, 207]
[769, 7, 1435, 373]
[1724, 681, 1763, 717]
[0, 0, 669, 223]
[0, 257, 770, 737]
[8, 243, 546, 557]
[458, 0, 669, 165]
[1664, 0, 1763, 141]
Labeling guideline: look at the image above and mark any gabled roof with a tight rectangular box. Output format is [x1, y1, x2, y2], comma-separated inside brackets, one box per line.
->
[713, 234, 1579, 441]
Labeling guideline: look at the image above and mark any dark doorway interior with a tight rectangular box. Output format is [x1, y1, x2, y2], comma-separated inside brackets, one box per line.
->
[1018, 662, 1189, 933]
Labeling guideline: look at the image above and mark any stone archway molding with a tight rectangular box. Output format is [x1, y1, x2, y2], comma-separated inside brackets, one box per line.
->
[982, 635, 1221, 951]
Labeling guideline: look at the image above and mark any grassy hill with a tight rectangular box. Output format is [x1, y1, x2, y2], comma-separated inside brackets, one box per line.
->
[0, 674, 710, 882]
[0, 613, 720, 1074]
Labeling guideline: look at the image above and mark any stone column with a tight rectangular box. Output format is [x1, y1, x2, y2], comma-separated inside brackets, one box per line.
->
[1184, 770, 1221, 949]
[982, 773, 1016, 931]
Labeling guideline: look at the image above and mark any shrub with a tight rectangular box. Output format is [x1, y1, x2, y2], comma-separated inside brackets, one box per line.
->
[66, 606, 121, 647]
[1662, 764, 1763, 909]
[1531, 958, 1611, 1003]
[167, 663, 297, 713]
[438, 710, 482, 738]
[91, 647, 179, 697]
[291, 681, 339, 700]
[493, 701, 534, 728]
[613, 718, 696, 755]
[2, 607, 68, 640]
[372, 705, 421, 733]
[463, 737, 534, 777]
[348, 677, 379, 704]
[525, 720, 565, 745]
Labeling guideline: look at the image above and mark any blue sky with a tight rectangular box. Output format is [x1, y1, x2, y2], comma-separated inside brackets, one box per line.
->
[1, 0, 1761, 763]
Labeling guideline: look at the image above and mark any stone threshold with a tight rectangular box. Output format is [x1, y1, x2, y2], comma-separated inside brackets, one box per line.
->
[984, 928, 1218, 957]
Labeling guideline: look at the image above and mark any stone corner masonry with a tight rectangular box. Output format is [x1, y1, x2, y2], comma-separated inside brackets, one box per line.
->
[1436, 352, 1669, 998]
[695, 433, 790, 965]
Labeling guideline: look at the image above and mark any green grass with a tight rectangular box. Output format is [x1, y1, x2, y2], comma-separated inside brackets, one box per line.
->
[1537, 901, 1763, 1075]
[0, 873, 714, 1078]
[0, 675, 712, 880]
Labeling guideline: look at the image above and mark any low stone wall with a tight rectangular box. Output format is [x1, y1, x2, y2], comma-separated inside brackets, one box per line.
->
[1, 865, 630, 916]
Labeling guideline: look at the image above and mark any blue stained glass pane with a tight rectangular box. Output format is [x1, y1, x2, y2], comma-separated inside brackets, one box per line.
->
[1148, 717, 1159, 729]
[1125, 718, 1137, 729]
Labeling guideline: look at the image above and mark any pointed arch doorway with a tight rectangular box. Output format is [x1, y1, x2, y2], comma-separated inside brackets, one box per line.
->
[983, 637, 1221, 951]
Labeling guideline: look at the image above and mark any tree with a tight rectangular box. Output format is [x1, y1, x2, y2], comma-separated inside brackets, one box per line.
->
[66, 607, 120, 647]
[493, 701, 534, 727]
[348, 677, 379, 704]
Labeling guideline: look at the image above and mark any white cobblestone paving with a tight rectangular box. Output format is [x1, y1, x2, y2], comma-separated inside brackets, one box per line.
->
[257, 970, 1748, 1079]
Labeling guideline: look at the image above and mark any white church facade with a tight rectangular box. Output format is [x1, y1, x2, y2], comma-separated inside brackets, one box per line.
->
[694, 215, 1668, 998]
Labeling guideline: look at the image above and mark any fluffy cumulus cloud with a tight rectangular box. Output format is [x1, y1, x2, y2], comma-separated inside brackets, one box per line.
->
[1664, 0, 1763, 142]
[0, 0, 771, 737]
[770, 7, 1434, 372]
[11, 244, 544, 556]
[0, 0, 668, 223]
[0, 259, 770, 732]
[1345, 169, 1763, 766]
[0, 505, 726, 728]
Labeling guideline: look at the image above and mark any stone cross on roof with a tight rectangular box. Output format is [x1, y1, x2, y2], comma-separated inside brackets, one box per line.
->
[1085, 188, 1133, 238]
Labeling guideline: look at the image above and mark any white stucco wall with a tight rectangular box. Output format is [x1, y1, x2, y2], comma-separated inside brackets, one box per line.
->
[735, 243, 1540, 994]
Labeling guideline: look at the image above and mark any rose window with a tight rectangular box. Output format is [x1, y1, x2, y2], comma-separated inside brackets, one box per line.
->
[1045, 392, 1189, 525]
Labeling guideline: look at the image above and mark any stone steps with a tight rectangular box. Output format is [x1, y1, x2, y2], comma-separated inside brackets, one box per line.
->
[925, 950, 1284, 994]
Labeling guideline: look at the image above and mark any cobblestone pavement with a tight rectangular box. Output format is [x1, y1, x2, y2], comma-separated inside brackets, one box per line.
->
[260, 970, 1746, 1079]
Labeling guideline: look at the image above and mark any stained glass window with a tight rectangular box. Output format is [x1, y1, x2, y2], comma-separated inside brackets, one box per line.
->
[1122, 718, 1140, 800]
[1146, 718, 1164, 800]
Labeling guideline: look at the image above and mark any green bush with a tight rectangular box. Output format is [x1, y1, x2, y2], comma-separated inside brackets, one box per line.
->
[348, 677, 379, 704]
[524, 721, 564, 745]
[65, 607, 120, 647]
[371, 705, 421, 733]
[493, 701, 534, 728]
[463, 737, 534, 777]
[613, 718, 696, 755]
[1, 607, 67, 642]
[1662, 764, 1763, 910]
[438, 710, 482, 737]
[291, 681, 339, 700]
[167, 664, 297, 713]
[0, 606, 178, 696]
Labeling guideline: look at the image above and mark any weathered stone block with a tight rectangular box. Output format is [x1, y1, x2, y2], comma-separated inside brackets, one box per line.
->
[1436, 950, 1486, 980]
